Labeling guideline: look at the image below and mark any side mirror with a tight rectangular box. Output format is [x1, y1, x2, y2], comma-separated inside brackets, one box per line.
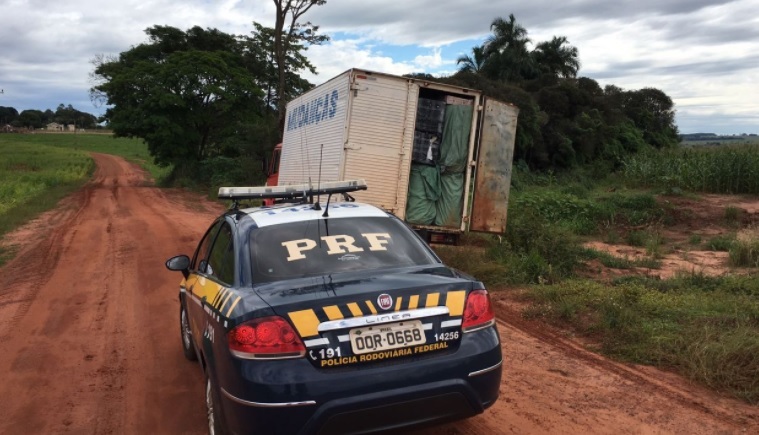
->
[166, 255, 191, 279]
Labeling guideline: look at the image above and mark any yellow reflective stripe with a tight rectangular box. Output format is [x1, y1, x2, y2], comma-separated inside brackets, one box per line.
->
[323, 305, 343, 320]
[225, 296, 242, 317]
[409, 295, 419, 310]
[288, 309, 320, 338]
[212, 287, 227, 307]
[425, 292, 440, 307]
[365, 301, 377, 315]
[394, 296, 403, 311]
[347, 302, 363, 317]
[218, 289, 234, 311]
[445, 290, 466, 316]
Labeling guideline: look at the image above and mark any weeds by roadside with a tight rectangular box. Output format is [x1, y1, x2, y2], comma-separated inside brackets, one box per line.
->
[730, 228, 759, 267]
[521, 276, 759, 403]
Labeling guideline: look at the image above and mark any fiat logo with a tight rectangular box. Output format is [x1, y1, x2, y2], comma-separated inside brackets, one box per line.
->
[377, 294, 393, 310]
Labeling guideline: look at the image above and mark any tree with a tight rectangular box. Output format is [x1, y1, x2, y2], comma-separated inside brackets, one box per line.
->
[485, 14, 530, 56]
[481, 15, 535, 82]
[17, 110, 44, 129]
[0, 106, 18, 126]
[272, 0, 328, 133]
[456, 46, 487, 74]
[244, 22, 321, 111]
[53, 104, 97, 128]
[91, 26, 265, 167]
[622, 88, 679, 148]
[532, 36, 580, 78]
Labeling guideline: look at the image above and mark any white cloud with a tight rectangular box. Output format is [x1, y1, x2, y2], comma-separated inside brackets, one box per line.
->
[413, 47, 444, 69]
[302, 39, 418, 84]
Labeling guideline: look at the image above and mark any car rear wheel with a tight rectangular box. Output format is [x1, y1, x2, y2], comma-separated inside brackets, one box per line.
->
[180, 302, 197, 361]
[206, 377, 227, 435]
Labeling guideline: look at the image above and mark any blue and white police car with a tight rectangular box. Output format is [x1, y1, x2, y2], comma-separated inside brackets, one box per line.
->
[165, 180, 502, 434]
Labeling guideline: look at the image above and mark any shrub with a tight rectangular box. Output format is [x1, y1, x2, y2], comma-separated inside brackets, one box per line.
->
[729, 229, 759, 267]
[708, 234, 735, 252]
[493, 207, 582, 284]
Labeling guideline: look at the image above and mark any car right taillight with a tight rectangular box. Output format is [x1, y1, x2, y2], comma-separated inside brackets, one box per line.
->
[228, 316, 306, 359]
[462, 290, 495, 333]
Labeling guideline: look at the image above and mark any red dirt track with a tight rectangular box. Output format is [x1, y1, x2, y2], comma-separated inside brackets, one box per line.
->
[0, 154, 757, 434]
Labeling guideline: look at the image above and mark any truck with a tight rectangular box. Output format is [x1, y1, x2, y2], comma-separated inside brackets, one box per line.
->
[265, 68, 519, 244]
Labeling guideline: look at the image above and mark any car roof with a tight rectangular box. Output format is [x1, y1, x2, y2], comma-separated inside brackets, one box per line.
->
[238, 202, 390, 228]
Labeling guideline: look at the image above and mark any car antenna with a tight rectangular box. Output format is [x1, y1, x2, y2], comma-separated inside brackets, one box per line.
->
[322, 193, 332, 218]
[313, 144, 324, 211]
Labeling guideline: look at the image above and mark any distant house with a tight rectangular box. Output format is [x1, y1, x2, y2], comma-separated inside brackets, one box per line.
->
[2, 124, 14, 133]
[46, 122, 64, 131]
[67, 124, 75, 132]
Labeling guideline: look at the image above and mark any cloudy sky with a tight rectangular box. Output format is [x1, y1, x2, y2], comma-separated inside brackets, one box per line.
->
[1, 0, 757, 134]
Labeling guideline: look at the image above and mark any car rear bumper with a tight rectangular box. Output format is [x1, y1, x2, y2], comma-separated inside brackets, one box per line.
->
[217, 326, 502, 434]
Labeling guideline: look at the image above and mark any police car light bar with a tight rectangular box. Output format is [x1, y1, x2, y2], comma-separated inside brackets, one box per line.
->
[218, 179, 368, 200]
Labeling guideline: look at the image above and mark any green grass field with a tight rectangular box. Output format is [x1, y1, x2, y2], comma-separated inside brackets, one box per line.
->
[1, 133, 169, 182]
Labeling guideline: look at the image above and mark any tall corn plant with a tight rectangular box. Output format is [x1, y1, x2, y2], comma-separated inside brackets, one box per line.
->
[624, 145, 759, 194]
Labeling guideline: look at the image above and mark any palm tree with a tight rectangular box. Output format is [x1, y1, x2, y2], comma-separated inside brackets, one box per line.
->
[456, 46, 487, 73]
[485, 14, 530, 57]
[481, 14, 535, 82]
[532, 36, 581, 78]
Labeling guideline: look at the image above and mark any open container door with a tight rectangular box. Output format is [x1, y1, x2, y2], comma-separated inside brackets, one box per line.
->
[470, 98, 519, 234]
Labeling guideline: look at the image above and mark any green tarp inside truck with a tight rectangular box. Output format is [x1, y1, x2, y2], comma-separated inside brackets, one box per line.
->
[405, 103, 472, 228]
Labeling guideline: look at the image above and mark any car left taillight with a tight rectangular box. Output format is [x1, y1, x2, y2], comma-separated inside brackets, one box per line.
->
[462, 289, 496, 333]
[228, 316, 306, 359]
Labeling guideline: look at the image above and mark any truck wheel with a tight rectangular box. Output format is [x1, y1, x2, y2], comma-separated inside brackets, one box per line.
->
[180, 302, 197, 361]
[206, 377, 227, 435]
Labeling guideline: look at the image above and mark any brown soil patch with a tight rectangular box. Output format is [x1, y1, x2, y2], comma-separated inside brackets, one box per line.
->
[586, 193, 759, 279]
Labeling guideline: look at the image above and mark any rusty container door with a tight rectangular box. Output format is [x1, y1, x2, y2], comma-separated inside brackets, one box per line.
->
[469, 98, 519, 233]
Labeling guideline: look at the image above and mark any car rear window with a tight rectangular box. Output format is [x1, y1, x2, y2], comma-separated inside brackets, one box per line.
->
[249, 216, 436, 283]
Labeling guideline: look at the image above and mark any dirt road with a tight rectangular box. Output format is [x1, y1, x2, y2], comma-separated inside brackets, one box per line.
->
[0, 154, 756, 434]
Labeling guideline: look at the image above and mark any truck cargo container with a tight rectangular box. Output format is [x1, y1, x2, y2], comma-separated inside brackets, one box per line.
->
[267, 68, 519, 243]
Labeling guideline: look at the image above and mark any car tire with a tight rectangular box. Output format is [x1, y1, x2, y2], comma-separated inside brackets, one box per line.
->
[180, 301, 197, 361]
[206, 376, 227, 435]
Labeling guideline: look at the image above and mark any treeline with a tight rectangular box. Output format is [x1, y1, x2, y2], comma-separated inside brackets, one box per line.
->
[0, 104, 99, 129]
[432, 14, 679, 171]
[681, 133, 757, 141]
[89, 13, 680, 185]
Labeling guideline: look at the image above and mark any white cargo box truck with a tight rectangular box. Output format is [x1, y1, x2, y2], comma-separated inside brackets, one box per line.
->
[276, 68, 519, 242]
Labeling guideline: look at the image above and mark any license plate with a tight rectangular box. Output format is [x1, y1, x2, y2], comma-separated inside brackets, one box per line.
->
[349, 320, 426, 355]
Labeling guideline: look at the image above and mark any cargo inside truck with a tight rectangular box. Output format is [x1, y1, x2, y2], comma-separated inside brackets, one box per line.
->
[405, 88, 476, 231]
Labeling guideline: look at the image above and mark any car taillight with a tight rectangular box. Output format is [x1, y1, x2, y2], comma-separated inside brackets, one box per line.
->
[462, 290, 495, 333]
[228, 316, 305, 359]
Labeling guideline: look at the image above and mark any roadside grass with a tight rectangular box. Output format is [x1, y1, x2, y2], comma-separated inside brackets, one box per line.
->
[0, 133, 170, 184]
[439, 227, 759, 403]
[521, 276, 759, 404]
[0, 140, 94, 265]
[438, 159, 759, 404]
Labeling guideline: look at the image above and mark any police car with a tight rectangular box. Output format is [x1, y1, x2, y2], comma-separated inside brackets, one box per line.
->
[165, 180, 502, 434]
